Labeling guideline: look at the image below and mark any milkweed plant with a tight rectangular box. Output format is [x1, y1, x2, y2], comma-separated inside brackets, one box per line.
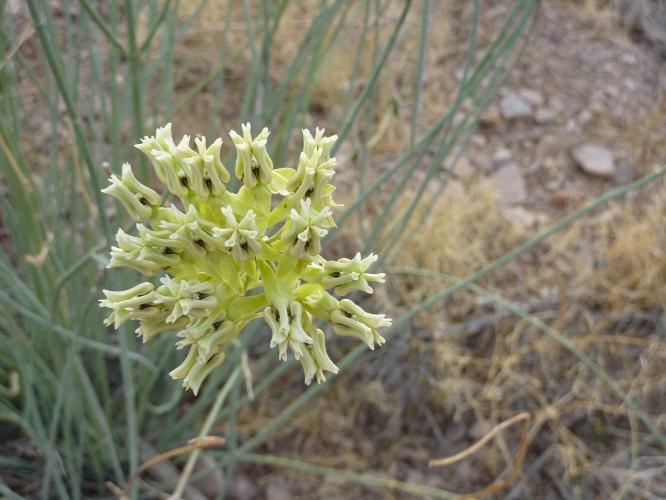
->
[100, 124, 391, 395]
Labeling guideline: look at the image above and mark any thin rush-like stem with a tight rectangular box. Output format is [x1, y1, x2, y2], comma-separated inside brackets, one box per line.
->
[168, 366, 240, 500]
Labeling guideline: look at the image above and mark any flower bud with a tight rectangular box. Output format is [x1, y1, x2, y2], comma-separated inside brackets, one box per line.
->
[339, 299, 392, 329]
[136, 311, 189, 342]
[102, 174, 153, 222]
[322, 253, 385, 296]
[108, 247, 162, 276]
[230, 124, 273, 187]
[182, 352, 226, 395]
[120, 163, 162, 206]
[196, 137, 230, 196]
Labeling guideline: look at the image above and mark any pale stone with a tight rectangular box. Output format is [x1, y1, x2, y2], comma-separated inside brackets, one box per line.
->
[266, 481, 291, 500]
[499, 94, 533, 120]
[193, 456, 224, 498]
[518, 88, 545, 106]
[490, 163, 527, 204]
[228, 473, 260, 500]
[572, 145, 615, 179]
[535, 108, 557, 123]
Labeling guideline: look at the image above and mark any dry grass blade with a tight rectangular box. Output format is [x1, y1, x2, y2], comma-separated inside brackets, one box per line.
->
[107, 436, 226, 498]
[429, 412, 532, 499]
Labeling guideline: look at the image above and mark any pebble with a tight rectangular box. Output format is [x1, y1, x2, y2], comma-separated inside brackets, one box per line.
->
[480, 104, 502, 127]
[518, 88, 545, 106]
[550, 189, 573, 207]
[535, 135, 561, 160]
[452, 156, 474, 180]
[193, 456, 224, 498]
[535, 108, 557, 124]
[490, 163, 527, 204]
[228, 473, 260, 500]
[405, 469, 427, 485]
[499, 94, 533, 120]
[492, 148, 513, 166]
[572, 145, 615, 179]
[266, 481, 291, 500]
[503, 206, 537, 227]
[613, 162, 634, 185]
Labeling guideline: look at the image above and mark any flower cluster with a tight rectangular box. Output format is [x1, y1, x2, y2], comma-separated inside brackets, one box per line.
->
[100, 124, 390, 394]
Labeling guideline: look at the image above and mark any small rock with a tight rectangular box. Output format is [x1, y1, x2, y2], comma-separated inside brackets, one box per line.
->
[499, 94, 533, 120]
[503, 206, 536, 227]
[193, 456, 224, 498]
[535, 108, 557, 124]
[490, 163, 527, 204]
[536, 135, 561, 160]
[470, 134, 487, 147]
[572, 145, 615, 179]
[405, 469, 426, 485]
[621, 53, 638, 65]
[425, 474, 445, 489]
[228, 473, 260, 500]
[492, 148, 513, 166]
[443, 179, 466, 199]
[266, 481, 291, 500]
[550, 190, 572, 207]
[475, 155, 494, 173]
[468, 421, 488, 440]
[578, 109, 593, 125]
[518, 89, 544, 106]
[452, 156, 474, 180]
[480, 105, 502, 127]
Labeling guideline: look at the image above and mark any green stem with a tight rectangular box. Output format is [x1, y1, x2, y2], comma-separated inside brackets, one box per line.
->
[25, 0, 112, 244]
[77, 0, 129, 55]
[123, 0, 145, 182]
[168, 366, 241, 500]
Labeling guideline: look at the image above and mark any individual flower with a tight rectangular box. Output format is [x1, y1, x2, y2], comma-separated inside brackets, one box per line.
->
[263, 297, 314, 361]
[322, 252, 385, 296]
[213, 206, 262, 262]
[281, 198, 332, 259]
[330, 299, 391, 349]
[229, 123, 273, 188]
[101, 163, 161, 221]
[298, 325, 339, 385]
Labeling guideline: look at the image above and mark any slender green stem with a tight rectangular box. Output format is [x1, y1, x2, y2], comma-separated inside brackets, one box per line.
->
[168, 366, 241, 500]
[231, 452, 459, 499]
[139, 0, 172, 53]
[77, 0, 129, 55]
[410, 0, 429, 150]
[333, 0, 412, 151]
[26, 0, 112, 243]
